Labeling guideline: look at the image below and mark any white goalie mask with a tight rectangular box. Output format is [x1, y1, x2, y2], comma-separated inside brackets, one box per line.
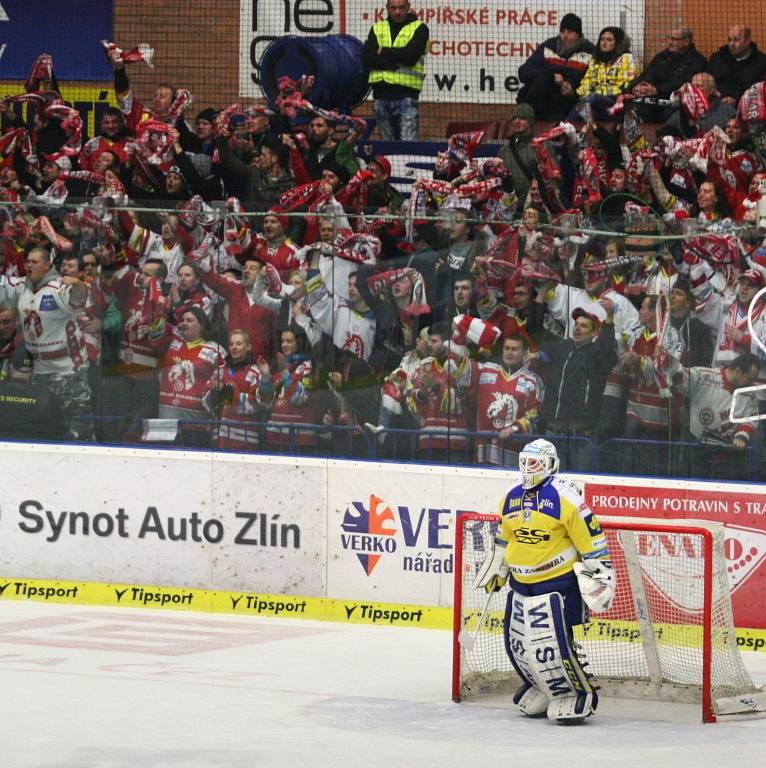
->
[519, 439, 559, 489]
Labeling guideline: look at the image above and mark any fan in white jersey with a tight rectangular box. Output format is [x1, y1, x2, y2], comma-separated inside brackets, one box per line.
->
[667, 351, 761, 450]
[0, 247, 91, 439]
[691, 267, 766, 372]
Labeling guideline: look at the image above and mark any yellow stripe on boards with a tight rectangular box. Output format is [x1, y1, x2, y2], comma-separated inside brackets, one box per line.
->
[2, 576, 765, 651]
[0, 576, 452, 630]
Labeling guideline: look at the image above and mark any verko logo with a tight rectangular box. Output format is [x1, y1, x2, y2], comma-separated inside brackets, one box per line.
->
[340, 496, 456, 577]
[340, 495, 397, 576]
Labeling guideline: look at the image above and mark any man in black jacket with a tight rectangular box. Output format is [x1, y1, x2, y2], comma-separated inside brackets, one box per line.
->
[215, 131, 292, 212]
[630, 28, 707, 122]
[659, 72, 737, 139]
[535, 304, 618, 438]
[708, 25, 766, 104]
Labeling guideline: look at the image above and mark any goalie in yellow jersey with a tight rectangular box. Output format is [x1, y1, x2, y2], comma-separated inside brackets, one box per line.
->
[474, 438, 615, 723]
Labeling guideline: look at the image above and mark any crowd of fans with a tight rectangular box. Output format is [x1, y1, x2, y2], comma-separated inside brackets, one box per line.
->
[0, 24, 765, 480]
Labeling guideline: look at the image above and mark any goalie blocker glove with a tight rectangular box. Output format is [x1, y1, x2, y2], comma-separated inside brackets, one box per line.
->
[473, 538, 510, 593]
[573, 558, 616, 613]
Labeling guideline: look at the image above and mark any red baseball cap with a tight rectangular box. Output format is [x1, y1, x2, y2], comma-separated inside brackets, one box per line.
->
[370, 154, 391, 178]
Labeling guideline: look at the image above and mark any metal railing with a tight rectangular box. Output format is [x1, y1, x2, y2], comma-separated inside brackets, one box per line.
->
[64, 419, 759, 481]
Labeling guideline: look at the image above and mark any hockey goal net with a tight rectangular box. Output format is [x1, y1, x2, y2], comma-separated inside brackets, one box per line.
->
[452, 512, 766, 722]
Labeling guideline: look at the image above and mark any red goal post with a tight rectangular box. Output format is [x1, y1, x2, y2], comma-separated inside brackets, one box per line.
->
[452, 511, 766, 723]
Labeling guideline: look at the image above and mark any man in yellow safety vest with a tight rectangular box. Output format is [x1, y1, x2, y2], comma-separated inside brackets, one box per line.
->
[361, 0, 429, 141]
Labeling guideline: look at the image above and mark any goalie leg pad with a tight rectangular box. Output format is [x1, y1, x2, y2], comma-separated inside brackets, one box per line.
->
[503, 591, 547, 717]
[547, 689, 598, 723]
[513, 682, 549, 717]
[515, 592, 596, 722]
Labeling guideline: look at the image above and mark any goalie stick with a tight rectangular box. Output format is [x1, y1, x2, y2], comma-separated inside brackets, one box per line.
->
[458, 589, 494, 652]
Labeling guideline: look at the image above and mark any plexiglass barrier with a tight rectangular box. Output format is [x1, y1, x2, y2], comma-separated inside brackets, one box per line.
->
[0, 197, 764, 482]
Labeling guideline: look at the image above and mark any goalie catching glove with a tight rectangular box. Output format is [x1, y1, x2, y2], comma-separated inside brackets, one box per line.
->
[573, 558, 616, 613]
[473, 538, 510, 593]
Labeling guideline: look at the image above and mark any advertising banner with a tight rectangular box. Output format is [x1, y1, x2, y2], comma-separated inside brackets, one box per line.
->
[585, 480, 766, 630]
[0, 576, 451, 632]
[327, 464, 766, 630]
[0, 445, 325, 596]
[0, 84, 117, 140]
[326, 461, 509, 606]
[0, 0, 112, 81]
[239, 1, 645, 104]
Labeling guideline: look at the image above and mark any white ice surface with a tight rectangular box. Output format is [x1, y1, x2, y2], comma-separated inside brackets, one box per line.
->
[1, 601, 765, 767]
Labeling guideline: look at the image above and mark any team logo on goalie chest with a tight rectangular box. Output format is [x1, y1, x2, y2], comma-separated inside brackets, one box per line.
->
[514, 527, 550, 545]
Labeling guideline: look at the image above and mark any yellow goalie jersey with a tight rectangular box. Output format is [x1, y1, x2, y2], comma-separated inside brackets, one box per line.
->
[496, 475, 609, 585]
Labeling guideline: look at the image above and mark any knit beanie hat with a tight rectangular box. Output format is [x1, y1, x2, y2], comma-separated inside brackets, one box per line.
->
[559, 13, 583, 35]
[44, 152, 71, 172]
[266, 206, 290, 232]
[167, 165, 187, 182]
[323, 159, 351, 186]
[195, 108, 218, 124]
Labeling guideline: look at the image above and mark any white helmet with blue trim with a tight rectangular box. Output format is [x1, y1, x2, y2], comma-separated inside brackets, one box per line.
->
[519, 438, 559, 489]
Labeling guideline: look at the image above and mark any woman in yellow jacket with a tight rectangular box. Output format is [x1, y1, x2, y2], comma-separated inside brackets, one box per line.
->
[567, 27, 637, 122]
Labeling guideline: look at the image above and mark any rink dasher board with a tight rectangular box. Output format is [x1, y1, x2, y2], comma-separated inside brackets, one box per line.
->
[0, 442, 765, 630]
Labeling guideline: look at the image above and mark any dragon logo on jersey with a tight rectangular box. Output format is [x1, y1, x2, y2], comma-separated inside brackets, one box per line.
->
[169, 358, 196, 391]
[22, 309, 42, 338]
[125, 307, 142, 340]
[342, 332, 365, 359]
[486, 392, 518, 429]
[341, 495, 397, 575]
